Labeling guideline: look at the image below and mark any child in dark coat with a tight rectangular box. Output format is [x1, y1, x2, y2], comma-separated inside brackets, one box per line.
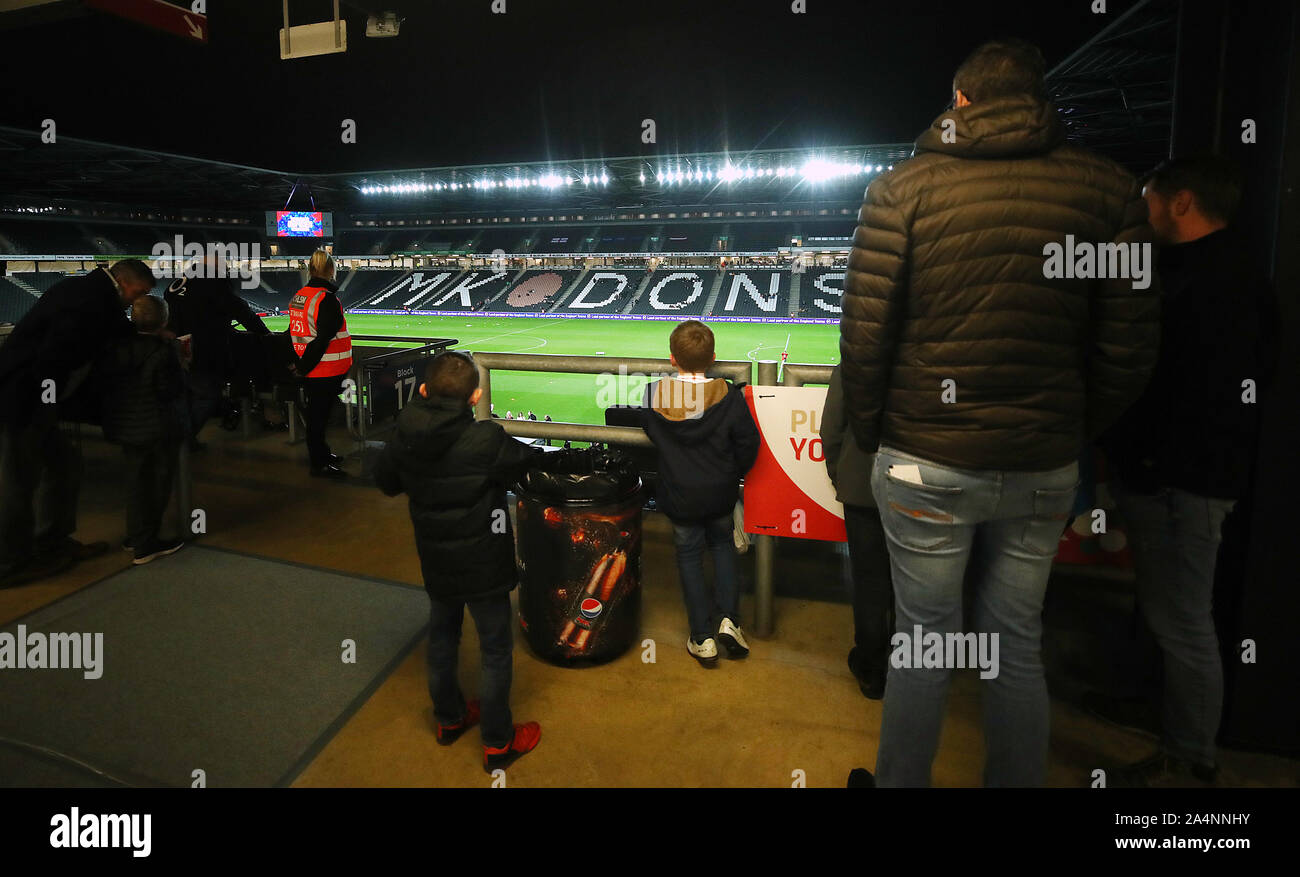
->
[637, 320, 760, 666]
[374, 351, 543, 772]
[102, 295, 188, 565]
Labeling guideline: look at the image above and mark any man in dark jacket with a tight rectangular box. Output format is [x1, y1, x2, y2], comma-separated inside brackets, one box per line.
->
[102, 295, 188, 565]
[0, 260, 156, 587]
[636, 320, 760, 666]
[840, 39, 1160, 787]
[1099, 156, 1277, 787]
[374, 351, 543, 772]
[821, 365, 893, 700]
[165, 260, 270, 446]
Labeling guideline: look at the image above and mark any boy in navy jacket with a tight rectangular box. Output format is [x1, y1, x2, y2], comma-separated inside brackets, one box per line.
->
[637, 321, 760, 665]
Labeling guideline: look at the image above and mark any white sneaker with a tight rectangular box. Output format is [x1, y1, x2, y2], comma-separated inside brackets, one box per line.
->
[717, 617, 750, 658]
[687, 636, 719, 666]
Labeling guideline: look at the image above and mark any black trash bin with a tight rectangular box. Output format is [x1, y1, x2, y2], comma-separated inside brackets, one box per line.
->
[515, 447, 643, 664]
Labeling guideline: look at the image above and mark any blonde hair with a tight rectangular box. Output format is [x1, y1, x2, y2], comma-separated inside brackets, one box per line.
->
[131, 295, 168, 333]
[308, 249, 335, 280]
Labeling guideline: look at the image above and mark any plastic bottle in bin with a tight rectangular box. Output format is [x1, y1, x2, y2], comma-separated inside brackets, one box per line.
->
[515, 447, 643, 664]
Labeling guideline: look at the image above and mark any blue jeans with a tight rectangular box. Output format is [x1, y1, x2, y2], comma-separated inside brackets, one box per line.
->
[1112, 482, 1234, 769]
[672, 513, 739, 640]
[426, 592, 514, 748]
[871, 446, 1078, 787]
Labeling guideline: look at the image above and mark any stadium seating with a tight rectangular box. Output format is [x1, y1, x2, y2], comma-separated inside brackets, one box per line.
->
[470, 227, 530, 254]
[12, 271, 62, 294]
[655, 225, 720, 253]
[709, 269, 791, 318]
[531, 228, 593, 255]
[594, 227, 652, 253]
[727, 224, 795, 252]
[0, 276, 37, 324]
[629, 269, 717, 316]
[798, 268, 845, 318]
[552, 269, 646, 315]
[337, 269, 407, 308]
[493, 268, 581, 313]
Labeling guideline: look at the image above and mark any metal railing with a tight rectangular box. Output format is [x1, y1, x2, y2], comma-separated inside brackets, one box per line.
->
[468, 351, 793, 635]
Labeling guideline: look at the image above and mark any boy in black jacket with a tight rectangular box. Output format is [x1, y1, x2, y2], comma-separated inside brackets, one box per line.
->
[102, 295, 188, 565]
[374, 351, 542, 772]
[638, 321, 760, 666]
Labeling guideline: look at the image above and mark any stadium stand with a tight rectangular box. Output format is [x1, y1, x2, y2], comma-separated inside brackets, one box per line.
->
[594, 226, 652, 253]
[728, 224, 795, 252]
[337, 269, 407, 308]
[531, 227, 593, 255]
[493, 268, 582, 313]
[656, 225, 720, 253]
[12, 271, 62, 294]
[0, 275, 38, 323]
[552, 269, 646, 315]
[709, 269, 792, 318]
[470, 226, 530, 254]
[629, 269, 717, 316]
[798, 267, 845, 318]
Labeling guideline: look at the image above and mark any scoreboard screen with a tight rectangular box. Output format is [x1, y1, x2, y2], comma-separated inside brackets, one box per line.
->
[266, 211, 333, 237]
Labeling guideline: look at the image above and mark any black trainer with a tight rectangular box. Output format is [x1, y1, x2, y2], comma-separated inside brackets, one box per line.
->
[133, 539, 185, 566]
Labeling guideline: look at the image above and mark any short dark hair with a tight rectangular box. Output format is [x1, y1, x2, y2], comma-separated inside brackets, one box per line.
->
[953, 38, 1046, 103]
[423, 351, 479, 402]
[1143, 155, 1243, 224]
[110, 258, 156, 288]
[669, 320, 715, 373]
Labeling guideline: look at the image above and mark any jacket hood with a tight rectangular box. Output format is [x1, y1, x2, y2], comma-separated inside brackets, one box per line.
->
[914, 95, 1065, 159]
[646, 379, 747, 445]
[395, 394, 474, 457]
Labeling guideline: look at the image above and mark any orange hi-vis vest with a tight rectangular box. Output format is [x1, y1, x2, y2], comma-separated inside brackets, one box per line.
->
[288, 284, 352, 378]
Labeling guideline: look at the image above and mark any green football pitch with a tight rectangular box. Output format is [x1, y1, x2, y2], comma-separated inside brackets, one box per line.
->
[264, 314, 841, 425]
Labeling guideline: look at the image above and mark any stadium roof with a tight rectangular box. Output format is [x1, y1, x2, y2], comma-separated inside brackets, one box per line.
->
[1045, 0, 1177, 173]
[0, 0, 1176, 215]
[0, 128, 911, 214]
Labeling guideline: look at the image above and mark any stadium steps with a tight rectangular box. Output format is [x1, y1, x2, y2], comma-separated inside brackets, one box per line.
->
[8, 275, 41, 298]
[620, 270, 656, 314]
[543, 268, 591, 313]
[700, 270, 727, 317]
[788, 270, 803, 317]
[336, 266, 361, 300]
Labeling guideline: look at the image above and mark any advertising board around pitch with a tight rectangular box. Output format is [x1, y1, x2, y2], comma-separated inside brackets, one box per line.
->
[742, 385, 846, 542]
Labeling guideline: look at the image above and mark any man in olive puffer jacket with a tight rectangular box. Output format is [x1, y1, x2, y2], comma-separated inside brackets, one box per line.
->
[840, 38, 1160, 788]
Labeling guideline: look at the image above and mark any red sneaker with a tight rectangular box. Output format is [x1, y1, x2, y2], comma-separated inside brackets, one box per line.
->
[435, 700, 480, 746]
[483, 722, 541, 773]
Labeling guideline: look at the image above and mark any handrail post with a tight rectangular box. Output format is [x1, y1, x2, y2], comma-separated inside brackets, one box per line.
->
[753, 359, 780, 637]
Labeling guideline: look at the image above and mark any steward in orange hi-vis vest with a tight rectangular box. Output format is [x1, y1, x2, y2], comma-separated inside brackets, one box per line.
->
[289, 279, 352, 378]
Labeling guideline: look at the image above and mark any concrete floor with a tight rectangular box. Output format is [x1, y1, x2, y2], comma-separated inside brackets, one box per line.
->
[2, 416, 1295, 788]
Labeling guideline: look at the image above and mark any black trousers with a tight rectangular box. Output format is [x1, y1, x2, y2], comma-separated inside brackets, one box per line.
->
[843, 503, 894, 675]
[303, 375, 343, 469]
[122, 440, 179, 549]
[0, 410, 80, 576]
[188, 368, 225, 440]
